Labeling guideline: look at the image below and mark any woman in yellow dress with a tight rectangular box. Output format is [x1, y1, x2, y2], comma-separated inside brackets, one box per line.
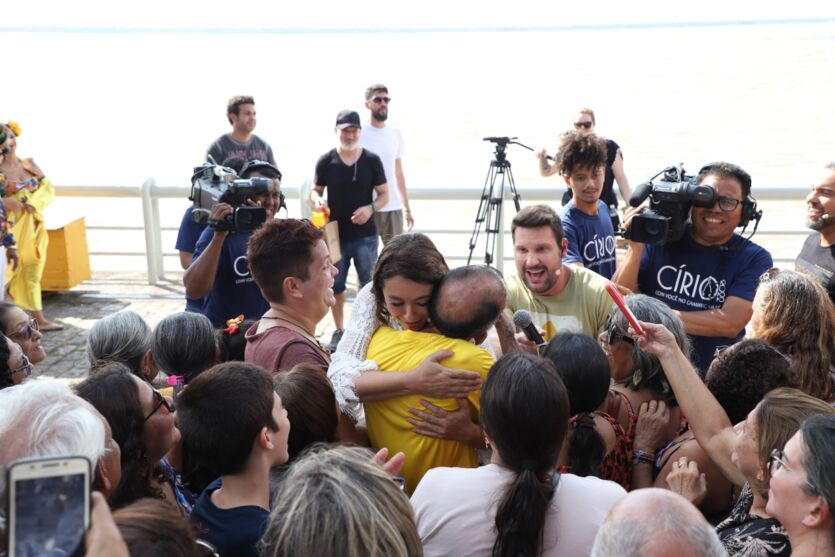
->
[0, 121, 60, 330]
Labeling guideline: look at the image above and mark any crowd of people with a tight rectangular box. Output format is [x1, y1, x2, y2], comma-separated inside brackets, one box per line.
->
[1, 95, 835, 557]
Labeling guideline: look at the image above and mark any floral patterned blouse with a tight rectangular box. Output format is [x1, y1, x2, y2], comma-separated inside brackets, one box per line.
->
[715, 482, 791, 556]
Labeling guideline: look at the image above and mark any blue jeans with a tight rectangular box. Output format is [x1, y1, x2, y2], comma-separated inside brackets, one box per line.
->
[333, 235, 379, 294]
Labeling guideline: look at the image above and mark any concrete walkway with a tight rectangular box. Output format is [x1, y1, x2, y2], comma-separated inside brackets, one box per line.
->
[34, 272, 349, 381]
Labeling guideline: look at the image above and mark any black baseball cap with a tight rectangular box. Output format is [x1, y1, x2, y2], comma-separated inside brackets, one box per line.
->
[335, 110, 361, 130]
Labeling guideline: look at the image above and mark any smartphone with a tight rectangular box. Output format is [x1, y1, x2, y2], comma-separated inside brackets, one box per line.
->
[604, 281, 645, 336]
[5, 456, 91, 557]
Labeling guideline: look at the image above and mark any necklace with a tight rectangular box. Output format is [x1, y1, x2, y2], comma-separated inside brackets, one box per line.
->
[261, 314, 328, 353]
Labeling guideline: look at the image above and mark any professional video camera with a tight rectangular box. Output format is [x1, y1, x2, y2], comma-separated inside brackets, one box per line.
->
[626, 164, 716, 245]
[189, 162, 271, 232]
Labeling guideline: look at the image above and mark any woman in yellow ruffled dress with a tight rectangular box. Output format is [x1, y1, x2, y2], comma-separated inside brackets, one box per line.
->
[0, 121, 61, 330]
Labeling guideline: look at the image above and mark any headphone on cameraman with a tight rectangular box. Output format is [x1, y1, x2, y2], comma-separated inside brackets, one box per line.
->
[696, 164, 762, 230]
[739, 196, 762, 229]
[240, 160, 286, 212]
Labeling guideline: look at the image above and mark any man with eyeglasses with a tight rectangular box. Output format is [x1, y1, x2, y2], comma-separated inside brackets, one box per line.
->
[360, 84, 413, 244]
[613, 162, 773, 373]
[796, 162, 835, 303]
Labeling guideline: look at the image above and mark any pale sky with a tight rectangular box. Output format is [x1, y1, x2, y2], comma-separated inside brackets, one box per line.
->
[4, 0, 835, 30]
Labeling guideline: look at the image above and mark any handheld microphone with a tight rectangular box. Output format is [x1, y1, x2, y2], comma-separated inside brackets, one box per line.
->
[512, 310, 545, 346]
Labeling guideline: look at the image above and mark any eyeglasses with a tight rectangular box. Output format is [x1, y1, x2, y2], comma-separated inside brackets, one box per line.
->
[372, 96, 391, 104]
[713, 195, 743, 212]
[142, 388, 174, 423]
[574, 121, 593, 130]
[10, 318, 39, 341]
[769, 448, 818, 494]
[9, 354, 33, 379]
[606, 323, 635, 346]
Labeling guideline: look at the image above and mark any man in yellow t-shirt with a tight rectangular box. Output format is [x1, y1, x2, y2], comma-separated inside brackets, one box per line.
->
[365, 266, 505, 493]
[507, 204, 613, 340]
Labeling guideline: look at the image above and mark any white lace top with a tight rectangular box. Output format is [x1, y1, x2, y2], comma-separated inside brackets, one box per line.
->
[327, 282, 496, 422]
[328, 283, 394, 422]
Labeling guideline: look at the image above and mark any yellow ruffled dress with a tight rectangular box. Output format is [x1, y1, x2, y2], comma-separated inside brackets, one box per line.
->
[5, 158, 55, 311]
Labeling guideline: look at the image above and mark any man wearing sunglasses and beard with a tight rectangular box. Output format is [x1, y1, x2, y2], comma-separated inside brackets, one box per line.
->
[360, 84, 412, 245]
[613, 162, 773, 374]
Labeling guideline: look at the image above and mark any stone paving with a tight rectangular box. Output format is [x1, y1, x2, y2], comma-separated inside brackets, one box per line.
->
[34, 272, 351, 381]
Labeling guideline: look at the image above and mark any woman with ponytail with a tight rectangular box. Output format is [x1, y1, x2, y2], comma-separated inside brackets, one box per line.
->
[411, 353, 626, 557]
[542, 333, 632, 489]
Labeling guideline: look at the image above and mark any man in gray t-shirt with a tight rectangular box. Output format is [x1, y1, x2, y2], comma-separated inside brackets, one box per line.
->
[206, 95, 276, 165]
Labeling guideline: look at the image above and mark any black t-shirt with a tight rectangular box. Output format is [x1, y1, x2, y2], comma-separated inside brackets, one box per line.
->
[314, 148, 386, 241]
[796, 232, 835, 303]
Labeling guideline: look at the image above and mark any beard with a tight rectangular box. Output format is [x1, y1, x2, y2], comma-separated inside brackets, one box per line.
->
[372, 109, 388, 123]
[807, 214, 834, 231]
[339, 140, 360, 152]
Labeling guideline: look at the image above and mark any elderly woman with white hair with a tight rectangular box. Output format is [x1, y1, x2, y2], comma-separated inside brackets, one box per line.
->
[0, 380, 122, 505]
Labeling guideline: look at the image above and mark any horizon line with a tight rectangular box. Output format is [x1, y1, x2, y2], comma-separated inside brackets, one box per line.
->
[2, 17, 834, 35]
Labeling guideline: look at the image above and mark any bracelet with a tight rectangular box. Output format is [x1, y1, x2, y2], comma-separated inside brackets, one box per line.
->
[632, 449, 656, 466]
[369, 204, 376, 214]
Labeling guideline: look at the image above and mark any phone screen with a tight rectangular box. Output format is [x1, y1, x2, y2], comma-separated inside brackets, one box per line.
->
[12, 472, 87, 557]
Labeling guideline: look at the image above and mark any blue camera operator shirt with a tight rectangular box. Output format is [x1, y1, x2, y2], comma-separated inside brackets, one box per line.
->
[176, 205, 208, 313]
[560, 200, 617, 279]
[637, 227, 773, 372]
[192, 227, 269, 328]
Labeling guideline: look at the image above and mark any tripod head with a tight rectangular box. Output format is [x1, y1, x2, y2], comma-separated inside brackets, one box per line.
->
[483, 136, 517, 163]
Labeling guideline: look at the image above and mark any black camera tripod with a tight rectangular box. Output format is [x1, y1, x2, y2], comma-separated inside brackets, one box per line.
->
[467, 137, 531, 266]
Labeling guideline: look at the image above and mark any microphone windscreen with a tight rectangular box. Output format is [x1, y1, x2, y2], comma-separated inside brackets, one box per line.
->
[512, 309, 533, 329]
[629, 181, 653, 207]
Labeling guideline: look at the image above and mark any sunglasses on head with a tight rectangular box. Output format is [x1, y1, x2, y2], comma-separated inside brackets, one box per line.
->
[10, 318, 39, 341]
[143, 388, 174, 423]
[574, 121, 593, 130]
[372, 96, 391, 104]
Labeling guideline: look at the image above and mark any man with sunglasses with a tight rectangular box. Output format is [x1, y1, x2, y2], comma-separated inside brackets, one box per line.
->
[360, 84, 413, 244]
[796, 162, 835, 303]
[613, 162, 773, 373]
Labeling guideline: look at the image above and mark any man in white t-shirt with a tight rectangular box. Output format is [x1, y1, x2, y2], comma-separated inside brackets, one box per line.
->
[360, 83, 413, 244]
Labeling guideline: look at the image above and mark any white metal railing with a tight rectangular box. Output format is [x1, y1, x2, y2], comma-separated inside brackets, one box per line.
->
[54, 180, 811, 285]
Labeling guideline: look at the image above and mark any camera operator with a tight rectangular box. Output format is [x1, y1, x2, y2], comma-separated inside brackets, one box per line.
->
[183, 160, 282, 327]
[612, 162, 773, 373]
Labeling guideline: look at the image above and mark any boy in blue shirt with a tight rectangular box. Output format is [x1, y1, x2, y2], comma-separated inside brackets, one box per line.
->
[178, 362, 290, 557]
[547, 131, 617, 279]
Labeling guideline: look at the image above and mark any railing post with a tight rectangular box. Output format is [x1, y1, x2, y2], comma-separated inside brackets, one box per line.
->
[151, 195, 164, 282]
[299, 179, 312, 218]
[141, 178, 160, 285]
